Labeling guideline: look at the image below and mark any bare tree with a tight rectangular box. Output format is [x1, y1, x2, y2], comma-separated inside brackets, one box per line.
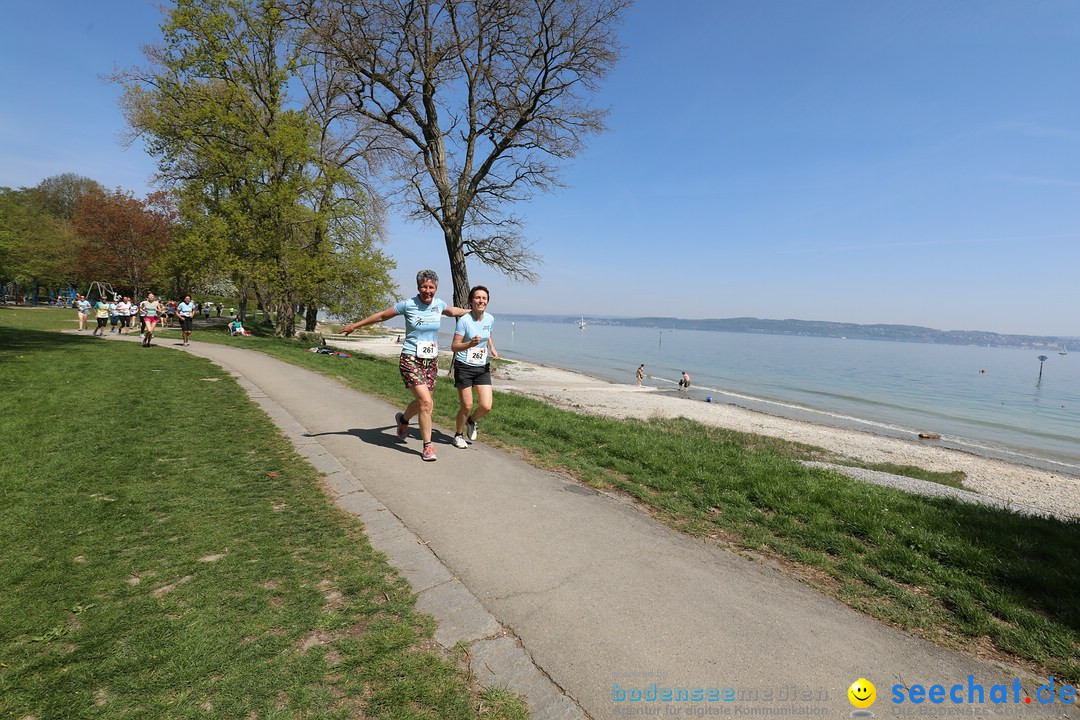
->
[292, 0, 630, 306]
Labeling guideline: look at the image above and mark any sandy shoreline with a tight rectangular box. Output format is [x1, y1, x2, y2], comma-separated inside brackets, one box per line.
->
[330, 334, 1080, 520]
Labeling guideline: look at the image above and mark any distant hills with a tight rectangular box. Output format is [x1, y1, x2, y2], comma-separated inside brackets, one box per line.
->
[499, 314, 1076, 350]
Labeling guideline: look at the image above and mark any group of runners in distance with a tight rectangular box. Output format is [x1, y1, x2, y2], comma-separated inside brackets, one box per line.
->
[72, 292, 218, 347]
[70, 269, 495, 463]
[342, 269, 498, 462]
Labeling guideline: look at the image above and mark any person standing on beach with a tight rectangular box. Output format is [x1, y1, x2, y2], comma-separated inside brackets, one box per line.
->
[339, 270, 468, 462]
[450, 285, 499, 449]
[177, 294, 195, 346]
[679, 370, 691, 398]
[140, 293, 164, 347]
[636, 364, 645, 387]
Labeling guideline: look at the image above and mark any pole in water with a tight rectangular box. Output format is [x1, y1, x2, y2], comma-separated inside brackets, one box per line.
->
[1037, 355, 1048, 385]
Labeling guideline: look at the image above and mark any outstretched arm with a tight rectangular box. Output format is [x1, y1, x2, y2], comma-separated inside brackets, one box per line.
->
[442, 305, 470, 318]
[340, 306, 398, 335]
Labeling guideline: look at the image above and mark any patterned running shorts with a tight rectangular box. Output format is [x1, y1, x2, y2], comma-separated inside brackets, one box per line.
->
[399, 353, 438, 390]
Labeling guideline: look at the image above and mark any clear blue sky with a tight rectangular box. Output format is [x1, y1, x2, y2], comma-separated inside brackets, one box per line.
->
[3, 1, 1079, 336]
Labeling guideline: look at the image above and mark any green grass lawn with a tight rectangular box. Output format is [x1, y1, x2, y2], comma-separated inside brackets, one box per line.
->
[7, 306, 1079, 685]
[0, 307, 528, 720]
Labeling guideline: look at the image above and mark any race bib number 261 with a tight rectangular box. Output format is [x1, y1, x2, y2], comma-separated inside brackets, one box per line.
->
[416, 341, 438, 359]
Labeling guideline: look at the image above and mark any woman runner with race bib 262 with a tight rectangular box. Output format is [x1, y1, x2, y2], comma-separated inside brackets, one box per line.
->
[340, 270, 468, 462]
[450, 285, 498, 449]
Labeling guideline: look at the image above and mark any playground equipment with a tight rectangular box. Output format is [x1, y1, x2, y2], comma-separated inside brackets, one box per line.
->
[84, 281, 118, 301]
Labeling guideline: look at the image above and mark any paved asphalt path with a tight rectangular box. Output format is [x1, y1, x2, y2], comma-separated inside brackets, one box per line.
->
[123, 335, 1066, 719]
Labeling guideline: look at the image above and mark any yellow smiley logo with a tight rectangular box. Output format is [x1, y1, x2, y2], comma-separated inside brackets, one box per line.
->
[848, 678, 876, 709]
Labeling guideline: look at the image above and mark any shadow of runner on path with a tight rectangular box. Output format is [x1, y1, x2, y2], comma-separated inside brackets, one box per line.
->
[305, 426, 458, 458]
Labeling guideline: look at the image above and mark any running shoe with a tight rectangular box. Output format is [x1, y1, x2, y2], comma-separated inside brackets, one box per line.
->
[452, 434, 468, 449]
[421, 443, 437, 461]
[395, 412, 409, 441]
[465, 416, 478, 441]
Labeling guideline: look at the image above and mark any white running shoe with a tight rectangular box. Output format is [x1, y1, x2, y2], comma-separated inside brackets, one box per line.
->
[453, 434, 468, 449]
[466, 417, 478, 441]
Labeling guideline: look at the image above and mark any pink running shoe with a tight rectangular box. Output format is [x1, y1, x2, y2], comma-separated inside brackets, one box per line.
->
[421, 443, 437, 462]
[395, 412, 409, 441]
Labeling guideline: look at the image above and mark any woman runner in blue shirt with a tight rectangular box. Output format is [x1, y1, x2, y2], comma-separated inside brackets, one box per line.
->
[449, 285, 499, 449]
[341, 270, 468, 462]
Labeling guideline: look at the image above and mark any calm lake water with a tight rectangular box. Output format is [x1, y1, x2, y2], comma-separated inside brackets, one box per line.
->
[439, 318, 1080, 474]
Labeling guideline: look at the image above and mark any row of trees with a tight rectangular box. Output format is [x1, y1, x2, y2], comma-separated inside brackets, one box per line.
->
[3, 0, 628, 334]
[0, 171, 394, 333]
[0, 174, 174, 305]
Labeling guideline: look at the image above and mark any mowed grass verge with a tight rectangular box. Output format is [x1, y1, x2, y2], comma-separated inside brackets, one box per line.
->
[0, 309, 527, 720]
[161, 312, 1078, 683]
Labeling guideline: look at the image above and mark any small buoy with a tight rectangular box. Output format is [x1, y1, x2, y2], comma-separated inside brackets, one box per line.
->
[918, 433, 941, 440]
[705, 395, 713, 403]
[979, 369, 986, 374]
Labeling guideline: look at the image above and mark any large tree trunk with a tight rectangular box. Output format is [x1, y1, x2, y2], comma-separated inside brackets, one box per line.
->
[254, 286, 273, 327]
[305, 303, 318, 332]
[275, 296, 296, 338]
[444, 225, 470, 309]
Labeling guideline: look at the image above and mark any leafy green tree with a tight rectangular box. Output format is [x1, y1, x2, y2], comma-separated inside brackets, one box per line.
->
[0, 188, 24, 279]
[117, 0, 394, 336]
[33, 173, 104, 220]
[0, 181, 90, 302]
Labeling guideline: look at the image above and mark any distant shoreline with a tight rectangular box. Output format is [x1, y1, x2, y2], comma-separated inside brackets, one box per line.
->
[499, 313, 1078, 351]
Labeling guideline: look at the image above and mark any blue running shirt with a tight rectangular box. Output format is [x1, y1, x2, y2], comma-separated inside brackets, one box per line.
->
[453, 312, 495, 366]
[395, 296, 448, 357]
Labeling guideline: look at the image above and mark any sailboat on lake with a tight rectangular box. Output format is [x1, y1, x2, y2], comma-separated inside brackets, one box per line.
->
[1060, 344, 1069, 356]
[578, 316, 587, 330]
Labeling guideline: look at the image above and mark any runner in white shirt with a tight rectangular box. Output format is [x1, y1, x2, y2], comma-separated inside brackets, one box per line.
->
[115, 298, 132, 335]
